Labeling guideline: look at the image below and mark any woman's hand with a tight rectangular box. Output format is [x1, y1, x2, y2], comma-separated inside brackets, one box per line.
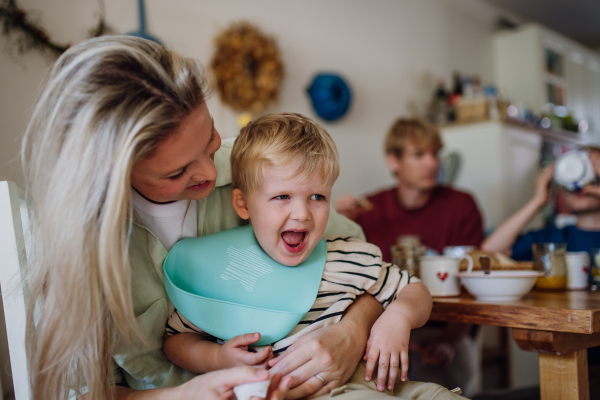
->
[267, 321, 366, 399]
[176, 367, 291, 400]
[267, 295, 382, 399]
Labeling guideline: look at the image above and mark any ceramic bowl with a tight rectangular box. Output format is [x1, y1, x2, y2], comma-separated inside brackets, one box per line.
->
[456, 270, 544, 301]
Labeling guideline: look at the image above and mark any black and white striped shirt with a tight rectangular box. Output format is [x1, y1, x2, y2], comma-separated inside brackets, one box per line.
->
[166, 236, 417, 354]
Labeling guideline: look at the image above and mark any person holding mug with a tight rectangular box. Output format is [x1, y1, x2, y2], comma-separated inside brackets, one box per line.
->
[482, 150, 600, 260]
[21, 36, 384, 400]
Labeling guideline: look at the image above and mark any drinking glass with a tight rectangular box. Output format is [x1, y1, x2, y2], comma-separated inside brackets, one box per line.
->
[391, 235, 424, 279]
[590, 248, 600, 290]
[532, 242, 567, 289]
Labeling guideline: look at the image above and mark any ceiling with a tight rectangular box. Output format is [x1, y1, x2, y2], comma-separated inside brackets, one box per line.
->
[484, 0, 600, 49]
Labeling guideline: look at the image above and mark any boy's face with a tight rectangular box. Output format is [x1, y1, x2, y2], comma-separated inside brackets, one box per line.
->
[563, 189, 600, 214]
[233, 161, 332, 267]
[386, 140, 440, 191]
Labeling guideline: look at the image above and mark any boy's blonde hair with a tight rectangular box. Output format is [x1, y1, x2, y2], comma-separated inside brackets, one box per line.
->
[385, 118, 443, 158]
[232, 113, 339, 194]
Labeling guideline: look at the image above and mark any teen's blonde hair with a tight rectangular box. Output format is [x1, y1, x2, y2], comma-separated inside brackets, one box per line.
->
[231, 113, 339, 194]
[384, 118, 443, 158]
[21, 36, 207, 400]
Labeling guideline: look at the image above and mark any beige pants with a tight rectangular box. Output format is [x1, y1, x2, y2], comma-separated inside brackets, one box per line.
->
[313, 361, 469, 400]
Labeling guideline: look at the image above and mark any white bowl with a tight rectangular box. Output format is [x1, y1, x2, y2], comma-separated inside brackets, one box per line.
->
[456, 270, 544, 301]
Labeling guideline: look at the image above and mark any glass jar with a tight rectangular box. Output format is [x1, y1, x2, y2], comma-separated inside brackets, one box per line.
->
[532, 242, 567, 289]
[391, 243, 424, 279]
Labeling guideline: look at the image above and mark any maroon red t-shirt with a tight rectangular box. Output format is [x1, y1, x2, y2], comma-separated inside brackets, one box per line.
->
[354, 186, 484, 262]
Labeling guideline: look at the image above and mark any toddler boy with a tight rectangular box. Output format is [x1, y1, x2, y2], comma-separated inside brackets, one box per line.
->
[163, 113, 433, 393]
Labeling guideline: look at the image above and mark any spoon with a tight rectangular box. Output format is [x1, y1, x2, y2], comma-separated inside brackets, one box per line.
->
[480, 255, 491, 275]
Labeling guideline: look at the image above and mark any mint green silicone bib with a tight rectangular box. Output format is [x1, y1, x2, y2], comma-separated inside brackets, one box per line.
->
[163, 225, 327, 345]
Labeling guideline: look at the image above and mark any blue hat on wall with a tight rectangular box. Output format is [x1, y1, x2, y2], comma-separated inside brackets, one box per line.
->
[307, 73, 352, 122]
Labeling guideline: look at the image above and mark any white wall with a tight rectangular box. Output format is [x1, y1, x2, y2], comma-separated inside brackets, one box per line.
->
[0, 0, 517, 199]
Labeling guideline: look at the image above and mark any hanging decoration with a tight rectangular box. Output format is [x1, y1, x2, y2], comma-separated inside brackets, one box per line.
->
[210, 21, 284, 114]
[127, 0, 162, 46]
[0, 0, 112, 57]
[307, 73, 352, 122]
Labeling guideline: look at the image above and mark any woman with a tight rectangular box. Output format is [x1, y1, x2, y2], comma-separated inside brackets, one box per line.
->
[22, 36, 382, 400]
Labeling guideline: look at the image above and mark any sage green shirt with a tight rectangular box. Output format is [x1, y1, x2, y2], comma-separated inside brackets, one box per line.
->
[113, 138, 365, 389]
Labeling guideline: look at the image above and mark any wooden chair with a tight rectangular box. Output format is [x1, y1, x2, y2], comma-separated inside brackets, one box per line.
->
[0, 181, 31, 400]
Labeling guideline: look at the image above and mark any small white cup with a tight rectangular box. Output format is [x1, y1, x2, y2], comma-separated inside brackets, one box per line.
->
[420, 255, 473, 296]
[565, 251, 590, 290]
[443, 246, 476, 258]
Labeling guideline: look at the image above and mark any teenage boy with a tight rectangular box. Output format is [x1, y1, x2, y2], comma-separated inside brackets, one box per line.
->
[162, 114, 471, 399]
[337, 118, 484, 262]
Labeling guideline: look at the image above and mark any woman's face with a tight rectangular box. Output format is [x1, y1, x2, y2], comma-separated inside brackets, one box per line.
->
[131, 102, 221, 203]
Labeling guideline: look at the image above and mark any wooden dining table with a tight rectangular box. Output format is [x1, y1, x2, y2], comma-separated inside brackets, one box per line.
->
[430, 288, 600, 400]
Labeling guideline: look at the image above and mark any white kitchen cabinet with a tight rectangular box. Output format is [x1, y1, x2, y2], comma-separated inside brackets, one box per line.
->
[493, 23, 600, 134]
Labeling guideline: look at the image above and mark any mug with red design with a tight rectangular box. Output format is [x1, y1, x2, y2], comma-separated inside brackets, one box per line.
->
[419, 255, 473, 296]
[565, 252, 590, 290]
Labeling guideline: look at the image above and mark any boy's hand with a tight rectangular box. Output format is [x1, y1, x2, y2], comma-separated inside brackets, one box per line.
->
[532, 162, 554, 208]
[363, 311, 411, 392]
[334, 195, 372, 220]
[216, 332, 273, 369]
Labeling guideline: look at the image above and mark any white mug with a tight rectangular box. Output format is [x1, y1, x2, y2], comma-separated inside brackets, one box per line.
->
[443, 246, 476, 258]
[565, 251, 590, 290]
[420, 255, 473, 296]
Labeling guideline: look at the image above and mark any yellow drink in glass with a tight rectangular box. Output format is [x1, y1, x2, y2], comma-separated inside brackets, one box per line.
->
[532, 243, 567, 290]
[535, 275, 567, 290]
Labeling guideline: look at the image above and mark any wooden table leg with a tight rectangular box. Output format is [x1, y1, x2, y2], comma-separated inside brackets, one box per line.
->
[512, 329, 600, 400]
[539, 350, 589, 400]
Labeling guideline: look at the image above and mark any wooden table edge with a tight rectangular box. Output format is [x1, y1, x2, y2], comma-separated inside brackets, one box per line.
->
[430, 296, 600, 334]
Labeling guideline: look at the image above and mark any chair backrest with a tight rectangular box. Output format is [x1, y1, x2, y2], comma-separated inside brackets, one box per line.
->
[0, 181, 31, 400]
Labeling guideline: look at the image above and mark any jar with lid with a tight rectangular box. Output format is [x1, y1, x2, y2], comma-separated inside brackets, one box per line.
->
[391, 235, 424, 279]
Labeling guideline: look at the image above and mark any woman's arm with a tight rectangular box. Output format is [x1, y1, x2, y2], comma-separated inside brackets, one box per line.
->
[113, 385, 174, 400]
[482, 163, 554, 255]
[110, 368, 291, 400]
[268, 294, 383, 399]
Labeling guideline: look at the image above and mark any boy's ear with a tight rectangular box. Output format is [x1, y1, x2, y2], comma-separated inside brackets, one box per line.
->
[231, 188, 250, 220]
[385, 153, 400, 172]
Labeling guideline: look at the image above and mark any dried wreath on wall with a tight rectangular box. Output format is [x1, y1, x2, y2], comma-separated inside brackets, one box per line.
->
[210, 21, 284, 114]
[0, 0, 112, 57]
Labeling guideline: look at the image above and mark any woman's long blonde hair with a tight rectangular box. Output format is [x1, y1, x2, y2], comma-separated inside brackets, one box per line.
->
[21, 36, 207, 399]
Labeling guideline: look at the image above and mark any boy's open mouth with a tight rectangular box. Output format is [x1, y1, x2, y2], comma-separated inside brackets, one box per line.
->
[281, 231, 307, 253]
